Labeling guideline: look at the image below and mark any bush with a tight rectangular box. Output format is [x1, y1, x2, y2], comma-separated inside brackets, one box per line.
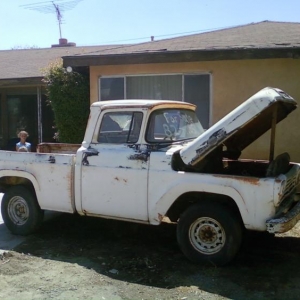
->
[42, 60, 90, 143]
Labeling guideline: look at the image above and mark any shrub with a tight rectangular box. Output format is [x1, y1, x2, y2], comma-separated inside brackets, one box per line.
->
[42, 60, 90, 143]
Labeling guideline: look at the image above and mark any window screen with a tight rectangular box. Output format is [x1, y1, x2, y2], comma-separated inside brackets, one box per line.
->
[100, 74, 210, 128]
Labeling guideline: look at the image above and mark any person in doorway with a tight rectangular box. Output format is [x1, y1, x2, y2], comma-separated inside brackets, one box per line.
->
[16, 131, 31, 152]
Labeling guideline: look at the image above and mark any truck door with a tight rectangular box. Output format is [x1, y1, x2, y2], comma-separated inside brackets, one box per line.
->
[79, 111, 149, 221]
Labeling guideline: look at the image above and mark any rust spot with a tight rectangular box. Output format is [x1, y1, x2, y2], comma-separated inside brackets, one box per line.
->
[114, 177, 119, 181]
[65, 170, 73, 198]
[123, 179, 127, 183]
[236, 177, 260, 185]
[212, 174, 261, 185]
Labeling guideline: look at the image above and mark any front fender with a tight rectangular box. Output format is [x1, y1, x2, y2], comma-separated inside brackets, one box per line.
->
[148, 180, 250, 227]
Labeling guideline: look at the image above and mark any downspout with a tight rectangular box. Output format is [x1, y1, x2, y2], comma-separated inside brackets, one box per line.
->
[37, 86, 42, 144]
[269, 105, 277, 162]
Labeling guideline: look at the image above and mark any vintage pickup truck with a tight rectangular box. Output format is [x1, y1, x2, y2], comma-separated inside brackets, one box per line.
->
[1, 87, 300, 266]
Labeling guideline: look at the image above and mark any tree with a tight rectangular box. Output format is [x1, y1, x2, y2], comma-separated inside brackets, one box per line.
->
[42, 60, 90, 143]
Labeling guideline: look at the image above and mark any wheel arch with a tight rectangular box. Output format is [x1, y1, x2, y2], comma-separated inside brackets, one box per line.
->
[0, 170, 40, 197]
[166, 192, 243, 225]
[150, 184, 249, 226]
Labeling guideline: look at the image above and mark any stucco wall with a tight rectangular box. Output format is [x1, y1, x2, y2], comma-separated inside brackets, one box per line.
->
[90, 58, 300, 162]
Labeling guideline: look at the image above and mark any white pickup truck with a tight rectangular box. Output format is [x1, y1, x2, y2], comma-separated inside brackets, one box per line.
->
[1, 87, 300, 266]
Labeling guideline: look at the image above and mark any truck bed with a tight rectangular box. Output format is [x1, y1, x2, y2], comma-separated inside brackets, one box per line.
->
[0, 150, 76, 213]
[37, 143, 81, 154]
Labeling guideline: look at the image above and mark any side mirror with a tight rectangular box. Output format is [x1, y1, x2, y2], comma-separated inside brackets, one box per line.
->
[82, 147, 99, 165]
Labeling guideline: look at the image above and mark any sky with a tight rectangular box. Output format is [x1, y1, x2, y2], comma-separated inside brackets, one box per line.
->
[0, 0, 299, 50]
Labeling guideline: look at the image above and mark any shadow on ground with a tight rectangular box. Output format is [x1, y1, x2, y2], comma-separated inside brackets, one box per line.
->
[13, 213, 300, 299]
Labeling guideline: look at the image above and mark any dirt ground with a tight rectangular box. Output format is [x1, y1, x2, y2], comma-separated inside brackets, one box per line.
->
[1, 213, 300, 300]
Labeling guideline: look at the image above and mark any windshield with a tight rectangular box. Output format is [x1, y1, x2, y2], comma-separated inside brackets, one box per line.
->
[146, 108, 204, 143]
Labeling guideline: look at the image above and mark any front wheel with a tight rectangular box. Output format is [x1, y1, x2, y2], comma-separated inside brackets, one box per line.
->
[1, 186, 44, 236]
[177, 202, 243, 266]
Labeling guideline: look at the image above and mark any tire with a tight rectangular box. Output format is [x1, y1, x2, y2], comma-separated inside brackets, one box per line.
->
[177, 202, 243, 266]
[1, 186, 44, 236]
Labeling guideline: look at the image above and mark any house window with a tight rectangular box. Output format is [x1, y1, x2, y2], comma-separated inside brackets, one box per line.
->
[127, 75, 182, 100]
[100, 74, 210, 128]
[184, 75, 210, 130]
[100, 77, 124, 100]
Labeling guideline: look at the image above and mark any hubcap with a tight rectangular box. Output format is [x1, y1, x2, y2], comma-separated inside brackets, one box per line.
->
[8, 196, 29, 225]
[189, 217, 225, 254]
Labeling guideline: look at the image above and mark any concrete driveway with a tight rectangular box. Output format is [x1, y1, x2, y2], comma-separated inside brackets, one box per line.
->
[0, 193, 26, 250]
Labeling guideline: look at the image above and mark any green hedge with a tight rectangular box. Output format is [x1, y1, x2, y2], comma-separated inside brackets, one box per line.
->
[43, 60, 90, 143]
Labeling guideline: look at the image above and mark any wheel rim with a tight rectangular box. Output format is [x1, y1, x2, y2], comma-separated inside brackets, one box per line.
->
[189, 217, 226, 255]
[8, 196, 29, 225]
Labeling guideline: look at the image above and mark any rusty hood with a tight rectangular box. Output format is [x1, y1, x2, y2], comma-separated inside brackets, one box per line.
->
[179, 87, 297, 166]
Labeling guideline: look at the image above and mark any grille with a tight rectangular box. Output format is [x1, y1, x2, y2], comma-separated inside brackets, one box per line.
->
[282, 165, 300, 199]
[283, 177, 297, 198]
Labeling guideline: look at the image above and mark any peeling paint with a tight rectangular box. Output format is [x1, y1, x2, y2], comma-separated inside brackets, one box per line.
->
[157, 213, 164, 222]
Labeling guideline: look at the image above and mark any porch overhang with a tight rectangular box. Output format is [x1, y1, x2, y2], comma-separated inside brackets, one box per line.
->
[0, 77, 44, 88]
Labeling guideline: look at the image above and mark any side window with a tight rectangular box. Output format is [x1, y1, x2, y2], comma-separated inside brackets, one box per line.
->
[98, 112, 143, 144]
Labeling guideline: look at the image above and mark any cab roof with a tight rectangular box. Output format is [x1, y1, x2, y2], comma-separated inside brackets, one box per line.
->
[91, 99, 196, 111]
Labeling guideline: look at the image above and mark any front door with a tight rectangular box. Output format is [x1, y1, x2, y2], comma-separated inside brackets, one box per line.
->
[80, 110, 149, 221]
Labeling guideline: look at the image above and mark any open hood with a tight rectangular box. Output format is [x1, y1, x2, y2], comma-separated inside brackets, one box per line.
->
[180, 87, 297, 166]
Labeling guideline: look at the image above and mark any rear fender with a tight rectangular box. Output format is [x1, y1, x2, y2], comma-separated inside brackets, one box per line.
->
[0, 170, 40, 197]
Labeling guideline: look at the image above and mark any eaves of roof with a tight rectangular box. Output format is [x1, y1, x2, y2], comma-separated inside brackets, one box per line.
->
[63, 47, 300, 67]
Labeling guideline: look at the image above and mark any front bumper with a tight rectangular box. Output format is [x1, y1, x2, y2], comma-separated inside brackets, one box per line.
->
[266, 200, 300, 233]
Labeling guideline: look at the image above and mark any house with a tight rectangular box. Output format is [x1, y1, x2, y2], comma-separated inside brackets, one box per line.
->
[62, 21, 300, 161]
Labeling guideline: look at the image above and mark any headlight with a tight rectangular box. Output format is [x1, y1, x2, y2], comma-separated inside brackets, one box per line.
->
[278, 180, 286, 199]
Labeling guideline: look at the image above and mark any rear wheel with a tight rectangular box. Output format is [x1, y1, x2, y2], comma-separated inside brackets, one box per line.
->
[1, 186, 44, 236]
[177, 202, 243, 266]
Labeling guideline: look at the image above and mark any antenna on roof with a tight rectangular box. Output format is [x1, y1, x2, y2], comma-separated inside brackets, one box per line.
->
[21, 0, 83, 39]
[53, 2, 63, 38]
